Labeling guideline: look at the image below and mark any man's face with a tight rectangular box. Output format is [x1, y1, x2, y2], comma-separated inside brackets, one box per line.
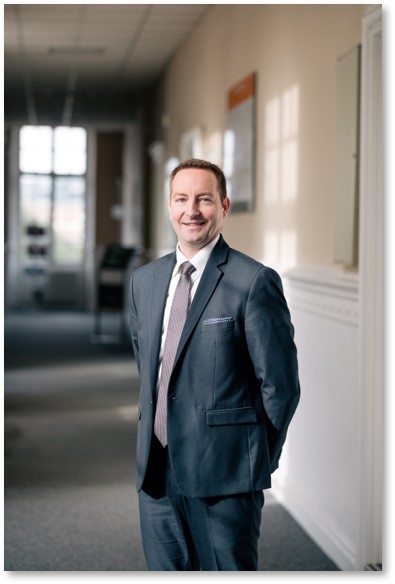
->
[169, 168, 230, 257]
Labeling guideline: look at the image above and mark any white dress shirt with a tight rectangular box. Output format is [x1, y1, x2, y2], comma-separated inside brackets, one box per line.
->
[156, 235, 220, 385]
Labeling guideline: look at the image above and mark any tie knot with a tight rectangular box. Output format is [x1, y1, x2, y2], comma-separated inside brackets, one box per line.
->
[180, 261, 196, 277]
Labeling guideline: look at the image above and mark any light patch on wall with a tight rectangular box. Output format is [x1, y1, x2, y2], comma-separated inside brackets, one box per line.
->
[265, 98, 281, 146]
[282, 85, 299, 139]
[263, 148, 280, 203]
[263, 85, 300, 271]
[223, 129, 235, 198]
[281, 86, 299, 201]
[204, 131, 223, 166]
[179, 126, 204, 161]
[263, 231, 280, 266]
[263, 230, 297, 271]
[281, 141, 299, 201]
[280, 230, 297, 268]
[264, 98, 280, 203]
[264, 85, 299, 203]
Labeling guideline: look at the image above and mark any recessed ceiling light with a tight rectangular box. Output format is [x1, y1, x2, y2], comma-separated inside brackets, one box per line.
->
[48, 46, 106, 56]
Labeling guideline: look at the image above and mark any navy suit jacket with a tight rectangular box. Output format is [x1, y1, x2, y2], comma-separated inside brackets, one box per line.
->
[130, 236, 300, 498]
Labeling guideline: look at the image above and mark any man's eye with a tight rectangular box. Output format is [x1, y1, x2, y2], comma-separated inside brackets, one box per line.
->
[200, 197, 213, 203]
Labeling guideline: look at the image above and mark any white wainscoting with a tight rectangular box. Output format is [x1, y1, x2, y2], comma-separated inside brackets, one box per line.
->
[272, 266, 360, 571]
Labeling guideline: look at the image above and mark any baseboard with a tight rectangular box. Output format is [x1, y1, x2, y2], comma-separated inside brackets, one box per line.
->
[272, 475, 358, 571]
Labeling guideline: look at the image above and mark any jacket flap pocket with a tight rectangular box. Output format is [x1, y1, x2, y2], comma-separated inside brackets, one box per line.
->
[206, 407, 257, 426]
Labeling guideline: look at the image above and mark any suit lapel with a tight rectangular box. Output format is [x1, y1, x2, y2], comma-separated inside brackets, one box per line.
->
[173, 237, 230, 366]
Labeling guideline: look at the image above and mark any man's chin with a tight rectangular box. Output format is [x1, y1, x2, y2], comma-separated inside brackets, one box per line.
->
[181, 228, 207, 243]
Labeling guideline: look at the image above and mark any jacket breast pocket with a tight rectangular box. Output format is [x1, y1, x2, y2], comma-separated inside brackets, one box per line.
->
[201, 317, 235, 335]
[206, 406, 257, 427]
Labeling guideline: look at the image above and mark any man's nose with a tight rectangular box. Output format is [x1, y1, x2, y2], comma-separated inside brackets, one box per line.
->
[185, 199, 199, 216]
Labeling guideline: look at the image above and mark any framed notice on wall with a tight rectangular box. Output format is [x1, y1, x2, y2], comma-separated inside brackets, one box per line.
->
[223, 72, 256, 212]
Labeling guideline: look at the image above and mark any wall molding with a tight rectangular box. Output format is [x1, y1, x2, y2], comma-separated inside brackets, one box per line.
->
[275, 264, 360, 570]
[274, 475, 357, 571]
[283, 265, 359, 326]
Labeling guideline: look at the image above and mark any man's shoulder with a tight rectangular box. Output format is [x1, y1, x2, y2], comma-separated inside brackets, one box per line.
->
[225, 246, 281, 283]
[134, 252, 174, 274]
[227, 246, 266, 272]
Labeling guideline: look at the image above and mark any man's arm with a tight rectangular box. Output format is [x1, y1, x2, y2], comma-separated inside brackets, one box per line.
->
[245, 266, 300, 472]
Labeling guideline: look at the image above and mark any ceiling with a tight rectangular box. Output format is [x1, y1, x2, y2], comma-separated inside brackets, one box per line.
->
[4, 4, 211, 125]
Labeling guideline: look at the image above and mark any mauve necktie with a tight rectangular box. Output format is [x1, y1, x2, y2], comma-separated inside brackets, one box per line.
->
[154, 261, 196, 447]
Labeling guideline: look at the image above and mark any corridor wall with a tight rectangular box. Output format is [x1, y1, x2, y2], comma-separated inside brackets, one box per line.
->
[279, 268, 359, 570]
[145, 4, 380, 571]
[149, 3, 363, 270]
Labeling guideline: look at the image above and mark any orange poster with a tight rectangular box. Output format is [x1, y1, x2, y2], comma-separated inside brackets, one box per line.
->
[227, 73, 256, 111]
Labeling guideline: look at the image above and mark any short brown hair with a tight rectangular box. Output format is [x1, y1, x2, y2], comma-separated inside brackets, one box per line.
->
[170, 159, 227, 202]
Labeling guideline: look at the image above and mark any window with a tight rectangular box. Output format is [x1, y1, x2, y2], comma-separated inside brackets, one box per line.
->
[53, 176, 86, 264]
[19, 125, 87, 266]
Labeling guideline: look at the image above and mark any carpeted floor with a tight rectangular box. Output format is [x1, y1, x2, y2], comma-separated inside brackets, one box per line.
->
[4, 311, 339, 572]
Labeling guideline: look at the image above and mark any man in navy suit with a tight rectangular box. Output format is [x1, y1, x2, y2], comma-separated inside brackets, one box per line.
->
[130, 159, 300, 570]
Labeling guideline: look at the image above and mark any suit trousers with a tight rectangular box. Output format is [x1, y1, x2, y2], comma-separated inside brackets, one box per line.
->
[138, 435, 264, 571]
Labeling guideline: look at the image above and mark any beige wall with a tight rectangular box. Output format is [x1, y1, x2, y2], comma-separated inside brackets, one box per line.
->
[150, 4, 363, 270]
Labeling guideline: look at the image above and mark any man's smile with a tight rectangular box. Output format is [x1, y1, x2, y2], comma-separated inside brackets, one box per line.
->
[182, 220, 206, 227]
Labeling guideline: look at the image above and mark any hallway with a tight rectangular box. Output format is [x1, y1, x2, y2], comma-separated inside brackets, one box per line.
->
[4, 312, 339, 571]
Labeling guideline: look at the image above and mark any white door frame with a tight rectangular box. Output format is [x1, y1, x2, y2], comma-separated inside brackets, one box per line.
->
[357, 4, 382, 570]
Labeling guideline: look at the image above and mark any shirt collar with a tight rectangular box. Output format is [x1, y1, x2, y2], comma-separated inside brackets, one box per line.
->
[174, 235, 220, 276]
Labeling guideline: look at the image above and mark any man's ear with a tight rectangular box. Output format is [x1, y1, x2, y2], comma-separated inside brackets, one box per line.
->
[223, 197, 231, 217]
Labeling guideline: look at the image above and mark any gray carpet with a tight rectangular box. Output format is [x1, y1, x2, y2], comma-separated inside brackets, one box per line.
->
[4, 311, 339, 572]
